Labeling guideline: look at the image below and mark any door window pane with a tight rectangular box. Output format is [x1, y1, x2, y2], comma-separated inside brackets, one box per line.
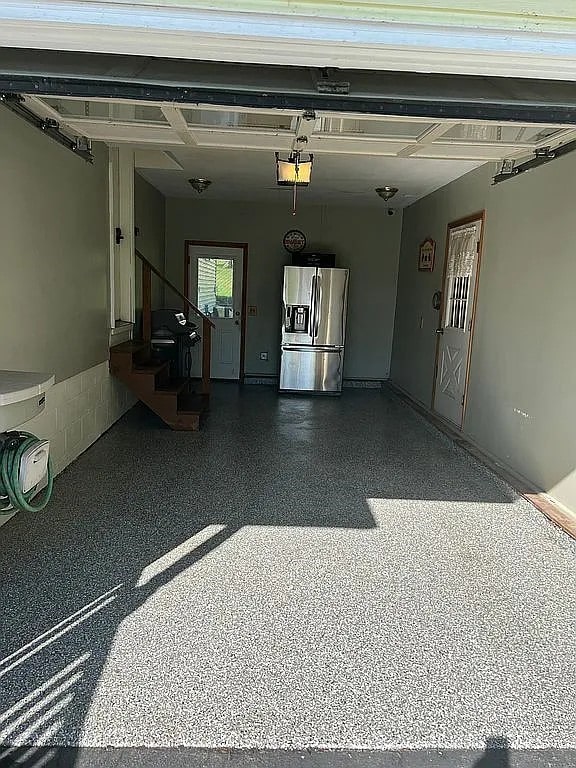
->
[445, 275, 471, 330]
[197, 258, 234, 318]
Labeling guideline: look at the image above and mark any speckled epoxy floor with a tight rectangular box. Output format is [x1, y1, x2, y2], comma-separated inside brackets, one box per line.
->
[1, 385, 576, 760]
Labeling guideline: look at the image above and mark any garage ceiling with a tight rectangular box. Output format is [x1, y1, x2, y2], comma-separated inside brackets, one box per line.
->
[21, 93, 576, 207]
[135, 148, 481, 208]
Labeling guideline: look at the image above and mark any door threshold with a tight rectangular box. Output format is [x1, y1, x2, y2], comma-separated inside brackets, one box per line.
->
[389, 383, 576, 543]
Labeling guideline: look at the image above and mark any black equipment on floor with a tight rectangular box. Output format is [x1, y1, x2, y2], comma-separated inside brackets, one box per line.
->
[150, 309, 200, 379]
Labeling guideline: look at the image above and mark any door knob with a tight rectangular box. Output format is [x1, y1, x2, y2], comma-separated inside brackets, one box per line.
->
[436, 328, 444, 335]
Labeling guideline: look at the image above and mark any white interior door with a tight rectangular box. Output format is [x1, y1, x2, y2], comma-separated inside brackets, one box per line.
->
[188, 244, 244, 380]
[433, 219, 483, 427]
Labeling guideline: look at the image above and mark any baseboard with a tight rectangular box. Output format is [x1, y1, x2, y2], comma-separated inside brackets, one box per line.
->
[343, 379, 387, 389]
[388, 381, 576, 542]
[243, 375, 278, 386]
[243, 376, 387, 389]
[0, 510, 16, 527]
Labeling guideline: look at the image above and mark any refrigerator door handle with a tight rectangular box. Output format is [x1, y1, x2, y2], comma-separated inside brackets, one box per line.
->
[314, 273, 321, 338]
[309, 275, 317, 338]
[284, 305, 292, 331]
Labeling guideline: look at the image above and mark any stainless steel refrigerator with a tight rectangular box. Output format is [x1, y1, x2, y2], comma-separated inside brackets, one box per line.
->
[279, 266, 349, 393]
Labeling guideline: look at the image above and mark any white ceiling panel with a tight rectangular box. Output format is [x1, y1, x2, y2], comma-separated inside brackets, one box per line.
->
[134, 149, 183, 170]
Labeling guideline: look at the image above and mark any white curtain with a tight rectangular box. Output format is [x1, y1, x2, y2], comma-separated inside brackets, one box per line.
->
[446, 225, 478, 278]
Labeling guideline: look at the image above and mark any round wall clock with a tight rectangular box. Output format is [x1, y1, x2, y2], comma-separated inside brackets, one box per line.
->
[283, 229, 306, 253]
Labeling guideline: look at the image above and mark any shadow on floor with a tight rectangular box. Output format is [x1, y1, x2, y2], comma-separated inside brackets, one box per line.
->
[473, 737, 510, 767]
[3, 738, 575, 767]
[0, 388, 543, 764]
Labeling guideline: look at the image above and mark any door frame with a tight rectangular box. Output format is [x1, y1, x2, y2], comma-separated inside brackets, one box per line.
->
[184, 239, 249, 382]
[431, 210, 486, 429]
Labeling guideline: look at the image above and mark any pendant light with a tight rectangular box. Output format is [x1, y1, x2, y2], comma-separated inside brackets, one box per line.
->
[275, 151, 314, 216]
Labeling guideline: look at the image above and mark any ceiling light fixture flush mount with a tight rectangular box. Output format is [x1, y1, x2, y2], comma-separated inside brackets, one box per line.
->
[375, 186, 399, 201]
[188, 178, 212, 194]
[275, 151, 314, 216]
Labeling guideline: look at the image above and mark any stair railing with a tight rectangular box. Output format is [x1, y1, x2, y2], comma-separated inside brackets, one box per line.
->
[135, 249, 215, 396]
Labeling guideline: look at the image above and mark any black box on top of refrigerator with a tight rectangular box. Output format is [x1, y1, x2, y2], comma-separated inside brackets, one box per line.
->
[291, 252, 336, 268]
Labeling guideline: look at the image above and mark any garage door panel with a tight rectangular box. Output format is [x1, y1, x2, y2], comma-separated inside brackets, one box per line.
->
[65, 120, 182, 144]
[194, 131, 293, 150]
[413, 143, 523, 161]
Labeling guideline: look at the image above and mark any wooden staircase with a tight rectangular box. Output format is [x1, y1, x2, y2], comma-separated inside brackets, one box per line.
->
[109, 250, 215, 431]
[110, 341, 208, 430]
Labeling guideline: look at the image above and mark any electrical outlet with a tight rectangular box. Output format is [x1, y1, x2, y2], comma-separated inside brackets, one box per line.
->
[260, 352, 268, 361]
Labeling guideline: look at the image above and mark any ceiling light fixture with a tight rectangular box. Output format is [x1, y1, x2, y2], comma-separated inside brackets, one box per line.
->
[188, 178, 212, 194]
[275, 151, 314, 216]
[375, 186, 399, 201]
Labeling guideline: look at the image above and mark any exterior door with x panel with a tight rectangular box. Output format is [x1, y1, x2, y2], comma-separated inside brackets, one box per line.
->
[434, 219, 483, 427]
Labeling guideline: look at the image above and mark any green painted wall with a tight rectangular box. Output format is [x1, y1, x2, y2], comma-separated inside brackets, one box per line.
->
[0, 106, 110, 383]
[391, 156, 576, 514]
[164, 198, 402, 381]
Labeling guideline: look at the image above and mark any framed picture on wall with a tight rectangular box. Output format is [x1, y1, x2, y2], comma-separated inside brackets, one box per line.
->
[418, 238, 436, 272]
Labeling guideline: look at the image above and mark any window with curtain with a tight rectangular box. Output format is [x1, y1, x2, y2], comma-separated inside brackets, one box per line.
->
[444, 225, 479, 330]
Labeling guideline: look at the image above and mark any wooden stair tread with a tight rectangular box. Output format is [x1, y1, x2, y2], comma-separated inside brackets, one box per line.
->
[155, 378, 190, 396]
[110, 340, 148, 354]
[177, 393, 209, 415]
[133, 362, 169, 375]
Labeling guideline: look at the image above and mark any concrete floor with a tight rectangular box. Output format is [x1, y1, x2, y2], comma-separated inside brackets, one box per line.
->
[1, 385, 576, 767]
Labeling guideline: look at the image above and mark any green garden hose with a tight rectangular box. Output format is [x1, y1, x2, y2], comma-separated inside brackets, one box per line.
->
[0, 432, 53, 513]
